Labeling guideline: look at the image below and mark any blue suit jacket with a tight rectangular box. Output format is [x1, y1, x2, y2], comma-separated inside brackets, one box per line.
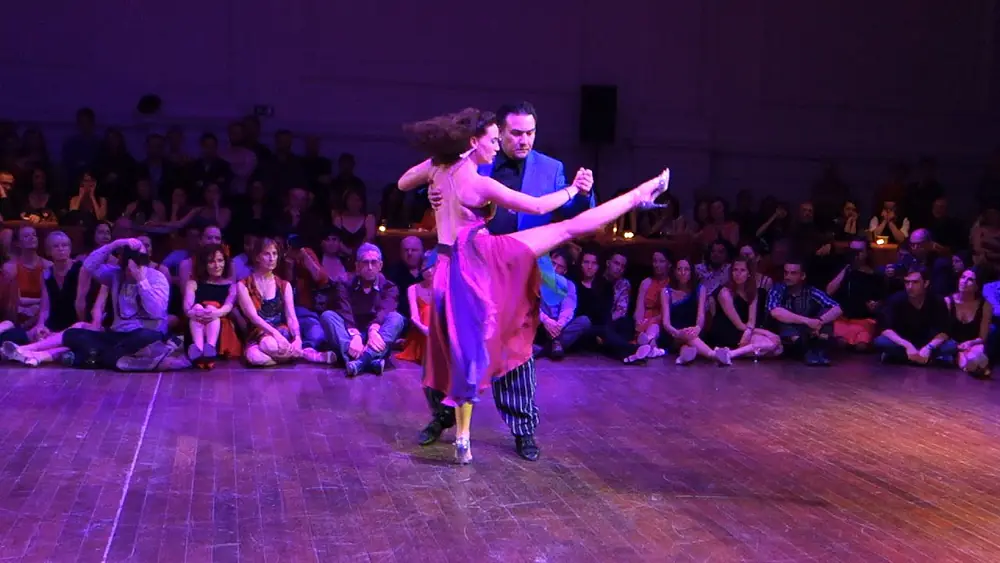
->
[478, 150, 596, 231]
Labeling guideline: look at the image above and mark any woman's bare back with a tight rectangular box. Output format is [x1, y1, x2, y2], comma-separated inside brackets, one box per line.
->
[429, 162, 494, 245]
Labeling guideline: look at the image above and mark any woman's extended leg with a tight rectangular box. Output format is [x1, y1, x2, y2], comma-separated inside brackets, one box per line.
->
[509, 170, 669, 257]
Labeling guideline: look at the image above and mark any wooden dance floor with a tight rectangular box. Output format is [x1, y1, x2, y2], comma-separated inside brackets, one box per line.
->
[1, 356, 998, 562]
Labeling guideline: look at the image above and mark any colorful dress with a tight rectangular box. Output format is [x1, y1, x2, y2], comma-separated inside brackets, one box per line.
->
[636, 278, 669, 333]
[240, 275, 291, 345]
[192, 281, 242, 357]
[422, 205, 553, 406]
[397, 292, 430, 363]
[15, 261, 43, 326]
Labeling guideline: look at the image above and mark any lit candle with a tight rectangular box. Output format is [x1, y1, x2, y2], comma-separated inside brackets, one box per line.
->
[623, 231, 635, 239]
[378, 225, 387, 233]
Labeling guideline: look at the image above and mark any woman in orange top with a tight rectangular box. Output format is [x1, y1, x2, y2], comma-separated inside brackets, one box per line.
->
[631, 250, 671, 359]
[3, 226, 49, 327]
[397, 251, 435, 363]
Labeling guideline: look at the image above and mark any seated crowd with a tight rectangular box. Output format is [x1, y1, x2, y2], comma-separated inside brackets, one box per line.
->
[0, 110, 998, 377]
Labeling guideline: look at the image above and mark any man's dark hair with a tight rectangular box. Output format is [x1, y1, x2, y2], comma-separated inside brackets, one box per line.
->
[550, 248, 572, 265]
[580, 247, 601, 261]
[708, 238, 734, 261]
[784, 254, 806, 269]
[496, 102, 537, 129]
[906, 264, 928, 280]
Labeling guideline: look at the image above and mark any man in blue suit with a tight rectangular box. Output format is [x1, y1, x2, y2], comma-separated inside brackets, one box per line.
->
[482, 101, 596, 234]
[418, 101, 594, 462]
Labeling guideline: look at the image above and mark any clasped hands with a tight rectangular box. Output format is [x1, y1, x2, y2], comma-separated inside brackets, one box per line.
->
[541, 316, 562, 339]
[347, 325, 386, 360]
[188, 303, 223, 324]
[904, 344, 933, 364]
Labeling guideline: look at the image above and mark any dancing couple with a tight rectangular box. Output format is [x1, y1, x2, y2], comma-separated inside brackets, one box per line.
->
[398, 107, 669, 464]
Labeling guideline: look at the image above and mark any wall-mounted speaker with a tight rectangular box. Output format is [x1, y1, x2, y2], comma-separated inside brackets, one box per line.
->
[579, 84, 617, 145]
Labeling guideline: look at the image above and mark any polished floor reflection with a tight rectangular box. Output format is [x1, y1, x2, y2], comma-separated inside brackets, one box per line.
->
[0, 356, 998, 562]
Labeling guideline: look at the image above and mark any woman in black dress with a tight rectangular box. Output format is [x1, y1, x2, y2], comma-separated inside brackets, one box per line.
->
[945, 267, 992, 376]
[661, 259, 715, 365]
[709, 258, 782, 365]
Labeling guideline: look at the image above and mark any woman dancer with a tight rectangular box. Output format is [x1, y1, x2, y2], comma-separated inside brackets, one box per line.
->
[397, 108, 669, 464]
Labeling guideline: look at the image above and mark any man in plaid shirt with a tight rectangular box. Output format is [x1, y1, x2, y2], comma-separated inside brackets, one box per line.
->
[766, 256, 842, 366]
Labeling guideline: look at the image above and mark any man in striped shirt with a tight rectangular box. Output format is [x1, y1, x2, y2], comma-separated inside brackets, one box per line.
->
[766, 256, 842, 366]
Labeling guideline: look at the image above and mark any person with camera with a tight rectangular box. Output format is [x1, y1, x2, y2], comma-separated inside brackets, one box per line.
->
[3, 237, 170, 368]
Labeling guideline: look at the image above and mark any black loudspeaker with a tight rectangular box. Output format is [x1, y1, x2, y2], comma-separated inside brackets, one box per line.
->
[579, 84, 617, 144]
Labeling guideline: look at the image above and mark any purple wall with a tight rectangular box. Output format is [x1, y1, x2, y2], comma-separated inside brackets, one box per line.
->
[1, 0, 997, 211]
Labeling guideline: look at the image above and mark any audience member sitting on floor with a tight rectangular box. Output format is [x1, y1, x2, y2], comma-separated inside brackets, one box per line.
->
[184, 244, 241, 364]
[632, 249, 671, 357]
[535, 249, 589, 360]
[324, 243, 404, 377]
[945, 267, 992, 376]
[766, 256, 841, 366]
[577, 250, 640, 362]
[826, 239, 884, 351]
[982, 277, 1000, 369]
[283, 232, 332, 353]
[137, 235, 179, 330]
[236, 237, 331, 366]
[710, 258, 781, 364]
[397, 250, 434, 363]
[660, 259, 714, 366]
[0, 257, 28, 348]
[874, 265, 956, 365]
[696, 239, 733, 297]
[178, 223, 224, 288]
[27, 231, 83, 340]
[385, 236, 425, 326]
[5, 238, 169, 368]
[5, 226, 49, 328]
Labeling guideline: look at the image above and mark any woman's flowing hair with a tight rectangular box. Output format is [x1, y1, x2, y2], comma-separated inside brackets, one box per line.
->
[403, 108, 497, 165]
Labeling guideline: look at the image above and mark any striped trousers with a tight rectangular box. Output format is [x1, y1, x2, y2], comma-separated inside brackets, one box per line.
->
[424, 357, 539, 437]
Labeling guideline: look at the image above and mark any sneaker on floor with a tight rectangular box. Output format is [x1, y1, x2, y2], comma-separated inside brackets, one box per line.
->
[713, 347, 732, 366]
[345, 359, 364, 378]
[370, 359, 385, 376]
[550, 342, 565, 360]
[677, 346, 698, 365]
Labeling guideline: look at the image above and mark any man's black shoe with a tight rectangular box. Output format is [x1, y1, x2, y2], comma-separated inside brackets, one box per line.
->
[515, 435, 540, 461]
